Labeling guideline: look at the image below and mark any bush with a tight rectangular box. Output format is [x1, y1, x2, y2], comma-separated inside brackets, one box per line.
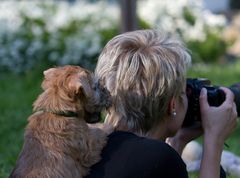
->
[187, 30, 227, 63]
[0, 0, 230, 74]
[0, 1, 120, 73]
[138, 0, 228, 63]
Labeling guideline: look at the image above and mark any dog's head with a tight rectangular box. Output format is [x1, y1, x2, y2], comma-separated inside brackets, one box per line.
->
[40, 65, 111, 123]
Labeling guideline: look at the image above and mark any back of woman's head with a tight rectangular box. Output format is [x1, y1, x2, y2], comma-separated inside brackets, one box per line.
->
[95, 29, 191, 134]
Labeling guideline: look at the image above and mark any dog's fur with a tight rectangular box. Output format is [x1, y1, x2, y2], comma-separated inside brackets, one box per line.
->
[9, 65, 112, 178]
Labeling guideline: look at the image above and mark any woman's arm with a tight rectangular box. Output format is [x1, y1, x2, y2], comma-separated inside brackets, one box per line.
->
[198, 87, 237, 178]
[166, 122, 202, 155]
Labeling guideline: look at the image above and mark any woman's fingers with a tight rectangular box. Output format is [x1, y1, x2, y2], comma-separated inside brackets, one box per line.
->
[219, 87, 235, 105]
[199, 88, 209, 112]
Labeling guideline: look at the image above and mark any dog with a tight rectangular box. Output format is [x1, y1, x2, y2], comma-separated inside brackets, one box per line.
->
[9, 65, 112, 178]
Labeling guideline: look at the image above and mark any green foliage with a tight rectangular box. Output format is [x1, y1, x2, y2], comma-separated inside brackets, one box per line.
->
[0, 0, 230, 75]
[186, 30, 227, 63]
[138, 17, 152, 30]
[138, 1, 228, 64]
[0, 1, 119, 73]
[183, 6, 196, 26]
[98, 26, 119, 48]
[181, 6, 227, 64]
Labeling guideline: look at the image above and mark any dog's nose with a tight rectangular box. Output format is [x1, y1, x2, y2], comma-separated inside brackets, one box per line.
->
[85, 112, 101, 123]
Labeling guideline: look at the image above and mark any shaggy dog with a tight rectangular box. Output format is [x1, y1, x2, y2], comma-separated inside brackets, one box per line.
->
[9, 65, 112, 178]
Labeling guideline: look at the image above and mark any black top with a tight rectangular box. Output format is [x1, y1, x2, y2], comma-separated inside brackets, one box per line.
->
[86, 131, 188, 178]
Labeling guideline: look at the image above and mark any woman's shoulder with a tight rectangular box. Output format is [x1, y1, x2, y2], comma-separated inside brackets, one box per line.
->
[105, 131, 188, 177]
[108, 131, 182, 159]
[86, 131, 188, 178]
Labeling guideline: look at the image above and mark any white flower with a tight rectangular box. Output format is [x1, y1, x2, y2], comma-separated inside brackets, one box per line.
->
[0, 1, 119, 73]
[203, 10, 227, 27]
[138, 0, 226, 42]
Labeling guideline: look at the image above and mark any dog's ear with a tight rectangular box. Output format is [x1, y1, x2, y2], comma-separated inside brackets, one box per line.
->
[69, 72, 93, 98]
[43, 68, 57, 78]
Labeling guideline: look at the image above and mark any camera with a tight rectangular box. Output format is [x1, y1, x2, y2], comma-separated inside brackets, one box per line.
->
[182, 78, 240, 127]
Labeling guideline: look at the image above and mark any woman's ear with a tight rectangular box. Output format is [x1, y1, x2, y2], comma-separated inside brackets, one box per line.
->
[168, 97, 177, 117]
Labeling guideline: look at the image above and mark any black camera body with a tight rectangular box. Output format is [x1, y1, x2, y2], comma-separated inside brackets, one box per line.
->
[182, 78, 240, 127]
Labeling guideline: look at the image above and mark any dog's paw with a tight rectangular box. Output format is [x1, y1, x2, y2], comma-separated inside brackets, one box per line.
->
[88, 123, 113, 135]
[101, 123, 113, 135]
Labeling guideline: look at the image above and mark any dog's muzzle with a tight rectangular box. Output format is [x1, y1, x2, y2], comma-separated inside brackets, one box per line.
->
[84, 111, 101, 123]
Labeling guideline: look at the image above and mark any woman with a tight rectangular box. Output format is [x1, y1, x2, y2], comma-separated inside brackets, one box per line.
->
[86, 30, 237, 178]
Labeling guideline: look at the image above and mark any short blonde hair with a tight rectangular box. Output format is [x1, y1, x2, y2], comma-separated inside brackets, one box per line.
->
[95, 29, 191, 134]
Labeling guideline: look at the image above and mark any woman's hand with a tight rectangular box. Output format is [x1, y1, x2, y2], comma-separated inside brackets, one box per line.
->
[200, 87, 238, 145]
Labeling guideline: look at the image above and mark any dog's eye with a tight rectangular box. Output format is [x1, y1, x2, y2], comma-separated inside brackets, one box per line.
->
[93, 82, 100, 91]
[93, 84, 98, 91]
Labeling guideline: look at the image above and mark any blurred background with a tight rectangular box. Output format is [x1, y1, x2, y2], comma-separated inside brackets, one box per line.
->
[0, 0, 240, 177]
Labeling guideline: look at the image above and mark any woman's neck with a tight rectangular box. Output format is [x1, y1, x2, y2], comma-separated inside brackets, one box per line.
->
[106, 111, 170, 141]
[145, 121, 169, 141]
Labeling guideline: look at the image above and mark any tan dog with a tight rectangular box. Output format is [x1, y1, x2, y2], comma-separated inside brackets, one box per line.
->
[10, 65, 112, 178]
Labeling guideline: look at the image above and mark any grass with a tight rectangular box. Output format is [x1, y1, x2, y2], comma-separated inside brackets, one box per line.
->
[0, 62, 240, 178]
[0, 65, 45, 178]
[188, 62, 240, 178]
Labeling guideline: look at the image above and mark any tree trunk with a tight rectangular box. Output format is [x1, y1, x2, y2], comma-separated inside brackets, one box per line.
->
[120, 0, 138, 33]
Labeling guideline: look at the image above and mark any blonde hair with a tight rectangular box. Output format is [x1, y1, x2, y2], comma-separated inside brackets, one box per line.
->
[95, 29, 191, 134]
